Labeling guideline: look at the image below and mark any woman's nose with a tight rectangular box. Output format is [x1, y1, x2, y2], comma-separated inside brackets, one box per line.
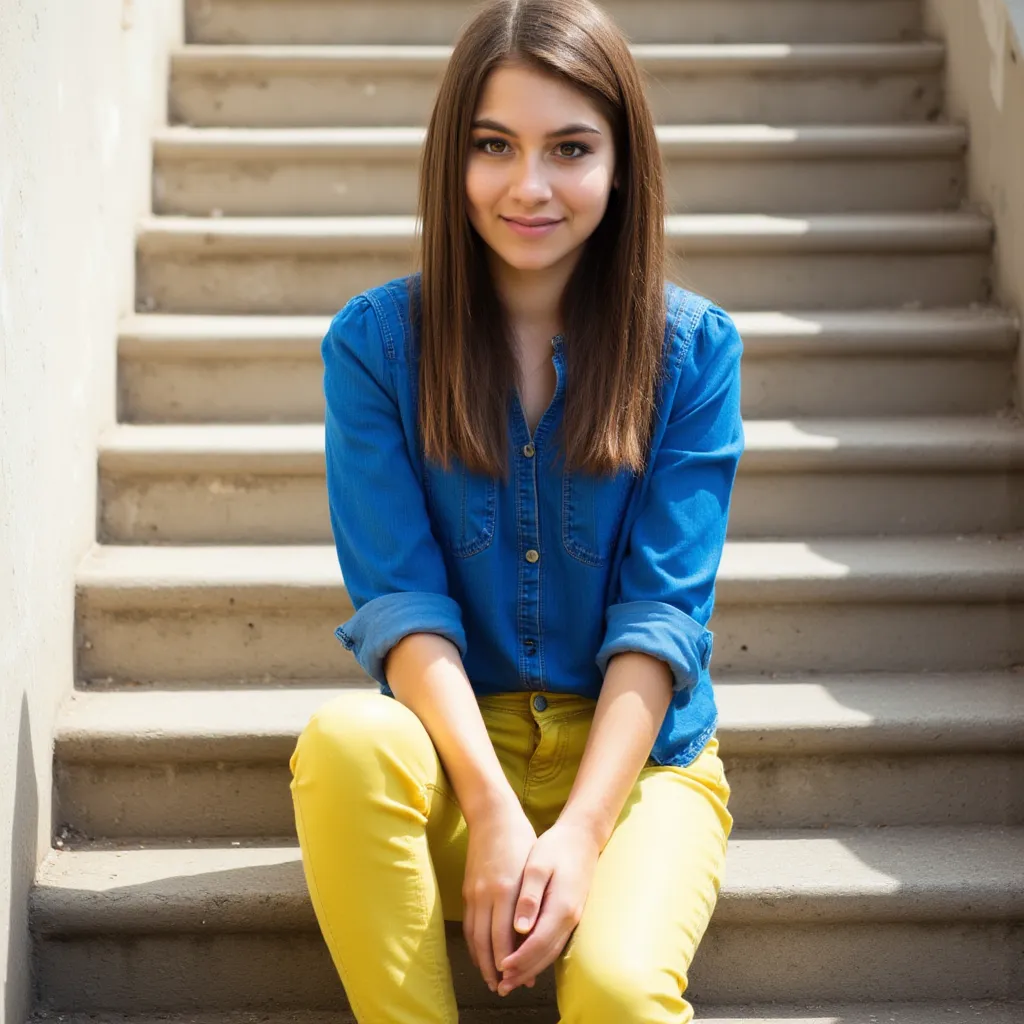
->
[508, 154, 552, 202]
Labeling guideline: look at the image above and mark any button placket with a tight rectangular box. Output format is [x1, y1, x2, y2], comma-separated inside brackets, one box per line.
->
[512, 349, 564, 695]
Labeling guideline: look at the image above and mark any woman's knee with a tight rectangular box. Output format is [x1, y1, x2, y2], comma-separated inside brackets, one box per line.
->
[557, 951, 692, 1024]
[290, 689, 432, 786]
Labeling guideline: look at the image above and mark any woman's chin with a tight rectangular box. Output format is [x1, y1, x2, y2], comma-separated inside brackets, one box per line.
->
[490, 245, 572, 274]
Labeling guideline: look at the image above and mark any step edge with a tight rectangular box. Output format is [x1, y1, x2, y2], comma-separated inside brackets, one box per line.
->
[54, 674, 1024, 763]
[116, 309, 1021, 360]
[30, 825, 1024, 934]
[169, 40, 947, 75]
[74, 537, 1024, 609]
[151, 123, 969, 161]
[134, 212, 995, 255]
[95, 417, 1024, 475]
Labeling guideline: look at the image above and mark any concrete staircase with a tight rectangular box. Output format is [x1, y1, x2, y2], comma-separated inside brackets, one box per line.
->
[28, 0, 1024, 1021]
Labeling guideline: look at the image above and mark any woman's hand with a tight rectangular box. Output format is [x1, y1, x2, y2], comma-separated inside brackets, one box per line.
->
[462, 792, 539, 994]
[495, 819, 601, 996]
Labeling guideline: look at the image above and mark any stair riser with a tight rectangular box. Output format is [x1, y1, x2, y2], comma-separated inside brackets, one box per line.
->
[170, 68, 942, 129]
[97, 469, 1024, 544]
[154, 155, 964, 217]
[117, 354, 1018, 424]
[33, 920, 1024, 1012]
[55, 753, 1024, 839]
[136, 251, 991, 314]
[186, 0, 924, 46]
[119, 357, 322, 424]
[743, 357, 1015, 419]
[76, 602, 1024, 684]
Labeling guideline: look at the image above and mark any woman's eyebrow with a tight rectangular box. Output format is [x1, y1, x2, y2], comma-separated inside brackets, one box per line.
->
[470, 118, 602, 138]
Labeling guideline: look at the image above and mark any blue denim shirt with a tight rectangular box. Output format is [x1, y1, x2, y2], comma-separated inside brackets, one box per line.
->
[325, 273, 744, 767]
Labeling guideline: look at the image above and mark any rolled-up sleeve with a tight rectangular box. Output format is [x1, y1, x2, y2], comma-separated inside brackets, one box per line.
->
[595, 303, 745, 695]
[324, 294, 466, 684]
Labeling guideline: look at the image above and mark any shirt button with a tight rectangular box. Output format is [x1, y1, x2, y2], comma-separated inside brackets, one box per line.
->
[523, 443, 535, 458]
[533, 694, 548, 712]
[525, 549, 539, 563]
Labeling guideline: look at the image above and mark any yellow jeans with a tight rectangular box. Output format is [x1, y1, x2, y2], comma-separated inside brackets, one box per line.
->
[289, 688, 733, 1023]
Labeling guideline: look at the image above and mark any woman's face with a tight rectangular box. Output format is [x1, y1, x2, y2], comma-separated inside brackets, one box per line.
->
[465, 62, 618, 275]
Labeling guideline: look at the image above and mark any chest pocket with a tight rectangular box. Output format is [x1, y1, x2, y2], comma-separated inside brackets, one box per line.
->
[562, 468, 635, 567]
[422, 457, 498, 559]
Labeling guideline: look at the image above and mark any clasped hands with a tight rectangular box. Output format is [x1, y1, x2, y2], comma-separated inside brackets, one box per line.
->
[462, 798, 600, 997]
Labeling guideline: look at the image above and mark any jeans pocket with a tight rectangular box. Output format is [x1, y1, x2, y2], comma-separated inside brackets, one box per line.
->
[423, 457, 498, 558]
[561, 468, 634, 566]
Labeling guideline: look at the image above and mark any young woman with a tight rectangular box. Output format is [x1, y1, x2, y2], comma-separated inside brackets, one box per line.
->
[289, 0, 744, 1020]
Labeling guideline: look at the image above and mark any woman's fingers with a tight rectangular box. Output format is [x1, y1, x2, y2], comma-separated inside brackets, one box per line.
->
[471, 901, 500, 991]
[498, 896, 577, 991]
[463, 901, 479, 972]
[498, 931, 564, 995]
[511, 858, 550, 934]
[498, 972, 537, 997]
[491, 889, 519, 989]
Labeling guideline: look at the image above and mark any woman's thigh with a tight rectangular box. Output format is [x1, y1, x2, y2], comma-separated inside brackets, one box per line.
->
[553, 737, 734, 1023]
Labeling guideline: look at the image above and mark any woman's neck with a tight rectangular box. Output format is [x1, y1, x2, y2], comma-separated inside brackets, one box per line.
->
[488, 247, 579, 351]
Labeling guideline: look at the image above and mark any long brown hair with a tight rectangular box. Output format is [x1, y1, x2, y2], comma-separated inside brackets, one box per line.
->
[416, 0, 667, 481]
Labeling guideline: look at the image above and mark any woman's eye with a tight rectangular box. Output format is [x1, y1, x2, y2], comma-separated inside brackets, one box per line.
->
[557, 142, 589, 159]
[475, 138, 510, 155]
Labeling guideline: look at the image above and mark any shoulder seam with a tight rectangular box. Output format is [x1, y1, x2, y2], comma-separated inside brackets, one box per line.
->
[672, 293, 714, 374]
[361, 288, 398, 362]
[381, 279, 411, 360]
[359, 275, 417, 362]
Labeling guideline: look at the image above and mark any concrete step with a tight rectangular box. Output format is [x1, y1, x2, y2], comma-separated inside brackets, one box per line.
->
[117, 308, 1020, 423]
[24, 1005, 1024, 1024]
[185, 0, 925, 46]
[74, 537, 1024, 685]
[54, 673, 1024, 837]
[153, 123, 968, 216]
[135, 212, 993, 314]
[30, 828, 1024, 1010]
[97, 416, 1024, 544]
[169, 42, 946, 128]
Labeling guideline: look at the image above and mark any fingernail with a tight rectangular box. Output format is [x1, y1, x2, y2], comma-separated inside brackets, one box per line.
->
[516, 917, 529, 929]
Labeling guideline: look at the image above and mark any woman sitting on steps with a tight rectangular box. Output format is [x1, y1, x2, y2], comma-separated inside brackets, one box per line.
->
[289, 0, 745, 1019]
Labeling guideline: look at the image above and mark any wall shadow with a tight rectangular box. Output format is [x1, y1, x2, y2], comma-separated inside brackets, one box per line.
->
[5, 693, 39, 1024]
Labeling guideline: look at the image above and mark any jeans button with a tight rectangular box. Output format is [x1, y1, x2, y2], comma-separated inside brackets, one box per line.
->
[533, 694, 548, 712]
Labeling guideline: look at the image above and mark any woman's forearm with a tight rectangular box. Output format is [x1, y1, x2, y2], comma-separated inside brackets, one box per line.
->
[384, 639, 673, 842]
[556, 651, 674, 849]
[384, 632, 521, 823]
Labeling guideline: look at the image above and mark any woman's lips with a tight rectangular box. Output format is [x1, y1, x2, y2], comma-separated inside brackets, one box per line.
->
[501, 216, 563, 238]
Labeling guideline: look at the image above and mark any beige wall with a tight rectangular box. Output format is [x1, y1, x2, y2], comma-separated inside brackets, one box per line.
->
[0, 2, 183, 1021]
[924, 0, 1024, 411]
